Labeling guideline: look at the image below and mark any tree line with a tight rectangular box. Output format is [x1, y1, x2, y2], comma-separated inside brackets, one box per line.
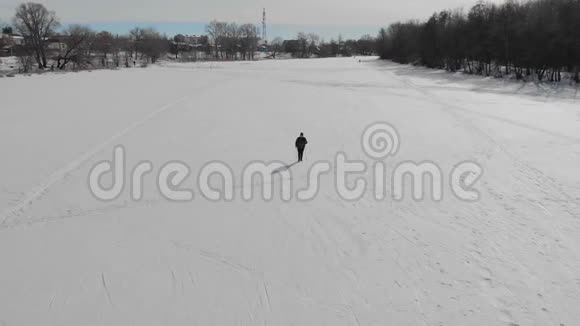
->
[272, 33, 375, 58]
[376, 0, 580, 82]
[205, 20, 261, 60]
[4, 2, 171, 71]
[2, 2, 378, 73]
[203, 22, 376, 60]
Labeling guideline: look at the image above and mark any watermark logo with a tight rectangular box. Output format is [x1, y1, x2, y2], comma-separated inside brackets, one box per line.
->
[88, 122, 483, 202]
[361, 122, 400, 159]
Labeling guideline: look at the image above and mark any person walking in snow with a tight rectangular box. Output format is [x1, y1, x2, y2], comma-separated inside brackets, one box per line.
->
[295, 132, 308, 162]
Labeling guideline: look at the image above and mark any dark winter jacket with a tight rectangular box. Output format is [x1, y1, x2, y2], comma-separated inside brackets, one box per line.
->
[295, 136, 308, 149]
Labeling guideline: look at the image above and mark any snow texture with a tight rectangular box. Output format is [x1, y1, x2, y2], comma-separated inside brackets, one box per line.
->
[0, 57, 579, 326]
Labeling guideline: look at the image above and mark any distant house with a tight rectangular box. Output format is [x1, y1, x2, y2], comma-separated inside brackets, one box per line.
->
[1, 33, 69, 56]
[172, 34, 210, 54]
[1, 33, 24, 45]
[1, 44, 15, 57]
[46, 36, 67, 52]
[174, 34, 208, 46]
[8, 34, 24, 45]
[0, 34, 25, 57]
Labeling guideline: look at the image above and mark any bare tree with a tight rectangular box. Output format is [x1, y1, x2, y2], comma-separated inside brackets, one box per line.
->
[139, 28, 168, 63]
[270, 37, 284, 58]
[111, 35, 131, 67]
[296, 32, 308, 58]
[18, 55, 34, 73]
[223, 23, 240, 60]
[239, 24, 258, 60]
[307, 33, 320, 56]
[57, 25, 94, 70]
[129, 27, 145, 59]
[94, 31, 114, 67]
[206, 20, 227, 59]
[356, 34, 375, 56]
[12, 2, 59, 69]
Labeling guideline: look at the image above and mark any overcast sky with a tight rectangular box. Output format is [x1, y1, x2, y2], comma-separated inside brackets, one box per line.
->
[0, 0, 499, 38]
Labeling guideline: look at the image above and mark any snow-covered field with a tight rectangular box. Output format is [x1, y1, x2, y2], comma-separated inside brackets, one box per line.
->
[0, 57, 579, 326]
[0, 56, 19, 73]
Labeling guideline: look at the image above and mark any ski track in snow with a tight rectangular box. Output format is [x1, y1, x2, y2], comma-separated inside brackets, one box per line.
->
[0, 76, 238, 226]
[0, 96, 189, 225]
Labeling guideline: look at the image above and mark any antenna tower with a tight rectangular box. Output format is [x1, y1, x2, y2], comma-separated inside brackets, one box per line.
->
[262, 8, 267, 44]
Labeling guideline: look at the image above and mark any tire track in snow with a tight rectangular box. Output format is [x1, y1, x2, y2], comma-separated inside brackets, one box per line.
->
[101, 272, 114, 307]
[0, 95, 192, 226]
[262, 280, 272, 312]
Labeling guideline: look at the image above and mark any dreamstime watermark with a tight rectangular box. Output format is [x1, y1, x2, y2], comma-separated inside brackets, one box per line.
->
[88, 122, 483, 202]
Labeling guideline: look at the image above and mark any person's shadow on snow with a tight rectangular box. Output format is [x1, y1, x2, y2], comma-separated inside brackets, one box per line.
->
[271, 161, 299, 175]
